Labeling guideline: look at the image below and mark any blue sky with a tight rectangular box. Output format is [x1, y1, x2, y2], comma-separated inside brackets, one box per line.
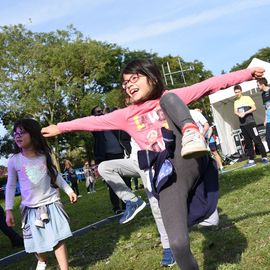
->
[1, 0, 270, 164]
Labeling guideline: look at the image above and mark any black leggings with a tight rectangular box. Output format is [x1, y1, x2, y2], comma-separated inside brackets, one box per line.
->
[159, 93, 211, 270]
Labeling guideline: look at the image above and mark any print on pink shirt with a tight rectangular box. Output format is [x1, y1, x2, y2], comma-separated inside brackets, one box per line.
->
[133, 105, 169, 151]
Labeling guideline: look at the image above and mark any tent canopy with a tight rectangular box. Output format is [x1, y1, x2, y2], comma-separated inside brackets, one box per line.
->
[209, 58, 270, 156]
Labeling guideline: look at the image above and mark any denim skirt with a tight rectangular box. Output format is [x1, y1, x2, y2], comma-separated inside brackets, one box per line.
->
[23, 203, 72, 253]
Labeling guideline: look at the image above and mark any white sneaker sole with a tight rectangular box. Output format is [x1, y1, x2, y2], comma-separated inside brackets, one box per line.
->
[181, 148, 209, 159]
[121, 201, 146, 224]
[161, 261, 176, 267]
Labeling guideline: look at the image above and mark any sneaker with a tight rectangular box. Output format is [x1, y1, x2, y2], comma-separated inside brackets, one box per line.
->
[219, 168, 225, 174]
[36, 261, 47, 270]
[160, 248, 176, 267]
[119, 197, 146, 224]
[261, 158, 269, 165]
[198, 209, 219, 227]
[77, 195, 82, 198]
[181, 129, 209, 159]
[243, 160, 256, 169]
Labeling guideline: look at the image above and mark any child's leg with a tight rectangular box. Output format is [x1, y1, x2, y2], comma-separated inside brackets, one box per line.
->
[160, 95, 210, 269]
[98, 159, 140, 202]
[89, 181, 93, 192]
[98, 158, 146, 223]
[35, 252, 48, 269]
[92, 179, 96, 191]
[129, 158, 171, 250]
[160, 92, 208, 159]
[54, 241, 68, 270]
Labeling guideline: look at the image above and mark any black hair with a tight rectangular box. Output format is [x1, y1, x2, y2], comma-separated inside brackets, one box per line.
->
[234, 84, 242, 91]
[13, 118, 58, 188]
[121, 59, 165, 102]
[257, 77, 268, 86]
[91, 106, 99, 115]
[91, 106, 104, 116]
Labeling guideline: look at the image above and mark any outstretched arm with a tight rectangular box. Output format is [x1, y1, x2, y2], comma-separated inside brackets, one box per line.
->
[169, 67, 265, 105]
[42, 109, 127, 138]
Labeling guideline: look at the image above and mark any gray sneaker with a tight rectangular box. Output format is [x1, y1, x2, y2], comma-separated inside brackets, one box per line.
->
[119, 197, 146, 224]
[181, 129, 209, 159]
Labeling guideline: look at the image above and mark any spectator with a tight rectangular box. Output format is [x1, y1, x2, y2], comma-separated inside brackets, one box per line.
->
[64, 160, 82, 198]
[191, 108, 224, 173]
[257, 77, 270, 151]
[234, 84, 268, 168]
[91, 106, 131, 214]
[83, 160, 96, 193]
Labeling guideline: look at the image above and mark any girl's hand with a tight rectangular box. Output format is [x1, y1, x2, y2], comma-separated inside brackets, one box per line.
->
[41, 125, 62, 137]
[250, 67, 265, 79]
[69, 192, 77, 204]
[6, 210, 15, 227]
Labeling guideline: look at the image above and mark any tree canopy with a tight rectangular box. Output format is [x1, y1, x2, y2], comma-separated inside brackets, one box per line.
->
[3, 24, 266, 165]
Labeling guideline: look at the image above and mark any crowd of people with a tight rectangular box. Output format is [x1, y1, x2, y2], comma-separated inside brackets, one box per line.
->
[0, 58, 268, 270]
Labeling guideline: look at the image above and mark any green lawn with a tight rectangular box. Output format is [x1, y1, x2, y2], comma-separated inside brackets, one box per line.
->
[1, 160, 270, 270]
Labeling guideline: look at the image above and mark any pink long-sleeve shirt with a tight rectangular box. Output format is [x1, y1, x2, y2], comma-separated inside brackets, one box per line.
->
[58, 69, 253, 151]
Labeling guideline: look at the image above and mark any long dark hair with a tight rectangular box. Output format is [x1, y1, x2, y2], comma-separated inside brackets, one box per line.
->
[121, 59, 165, 102]
[13, 118, 58, 188]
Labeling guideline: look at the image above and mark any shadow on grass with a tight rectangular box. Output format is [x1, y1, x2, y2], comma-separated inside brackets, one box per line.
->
[194, 208, 270, 270]
[219, 163, 269, 198]
[66, 182, 154, 269]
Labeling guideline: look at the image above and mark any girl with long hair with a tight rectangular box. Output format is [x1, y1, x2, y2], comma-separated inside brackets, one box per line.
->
[5, 118, 77, 270]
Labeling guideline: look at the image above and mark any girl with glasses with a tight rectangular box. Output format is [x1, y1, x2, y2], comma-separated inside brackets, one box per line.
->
[41, 59, 264, 270]
[5, 118, 77, 270]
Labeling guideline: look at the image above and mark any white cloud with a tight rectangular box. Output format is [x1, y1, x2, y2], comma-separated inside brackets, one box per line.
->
[96, 0, 270, 44]
[0, 0, 113, 27]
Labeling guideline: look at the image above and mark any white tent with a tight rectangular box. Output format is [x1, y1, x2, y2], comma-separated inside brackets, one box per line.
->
[209, 58, 270, 156]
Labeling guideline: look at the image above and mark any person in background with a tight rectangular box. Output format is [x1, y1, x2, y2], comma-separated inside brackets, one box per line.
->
[234, 84, 268, 168]
[206, 125, 224, 173]
[257, 77, 270, 151]
[5, 118, 77, 270]
[192, 108, 224, 173]
[83, 160, 96, 193]
[0, 204, 23, 248]
[98, 138, 176, 267]
[91, 106, 131, 215]
[64, 159, 82, 198]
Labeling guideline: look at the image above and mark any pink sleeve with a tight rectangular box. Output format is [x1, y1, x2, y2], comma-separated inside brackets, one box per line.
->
[57, 108, 128, 133]
[5, 157, 17, 210]
[168, 69, 253, 105]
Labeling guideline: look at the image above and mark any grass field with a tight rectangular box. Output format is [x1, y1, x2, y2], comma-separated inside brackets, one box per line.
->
[1, 159, 270, 270]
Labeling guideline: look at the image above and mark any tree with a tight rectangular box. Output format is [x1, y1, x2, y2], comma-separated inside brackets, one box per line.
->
[0, 24, 125, 164]
[230, 47, 270, 71]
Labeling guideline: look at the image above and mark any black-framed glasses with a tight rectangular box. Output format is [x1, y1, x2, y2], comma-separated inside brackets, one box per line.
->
[13, 130, 28, 138]
[122, 74, 144, 90]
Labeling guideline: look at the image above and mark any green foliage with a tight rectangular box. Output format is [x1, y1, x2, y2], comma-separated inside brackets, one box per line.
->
[231, 47, 270, 71]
